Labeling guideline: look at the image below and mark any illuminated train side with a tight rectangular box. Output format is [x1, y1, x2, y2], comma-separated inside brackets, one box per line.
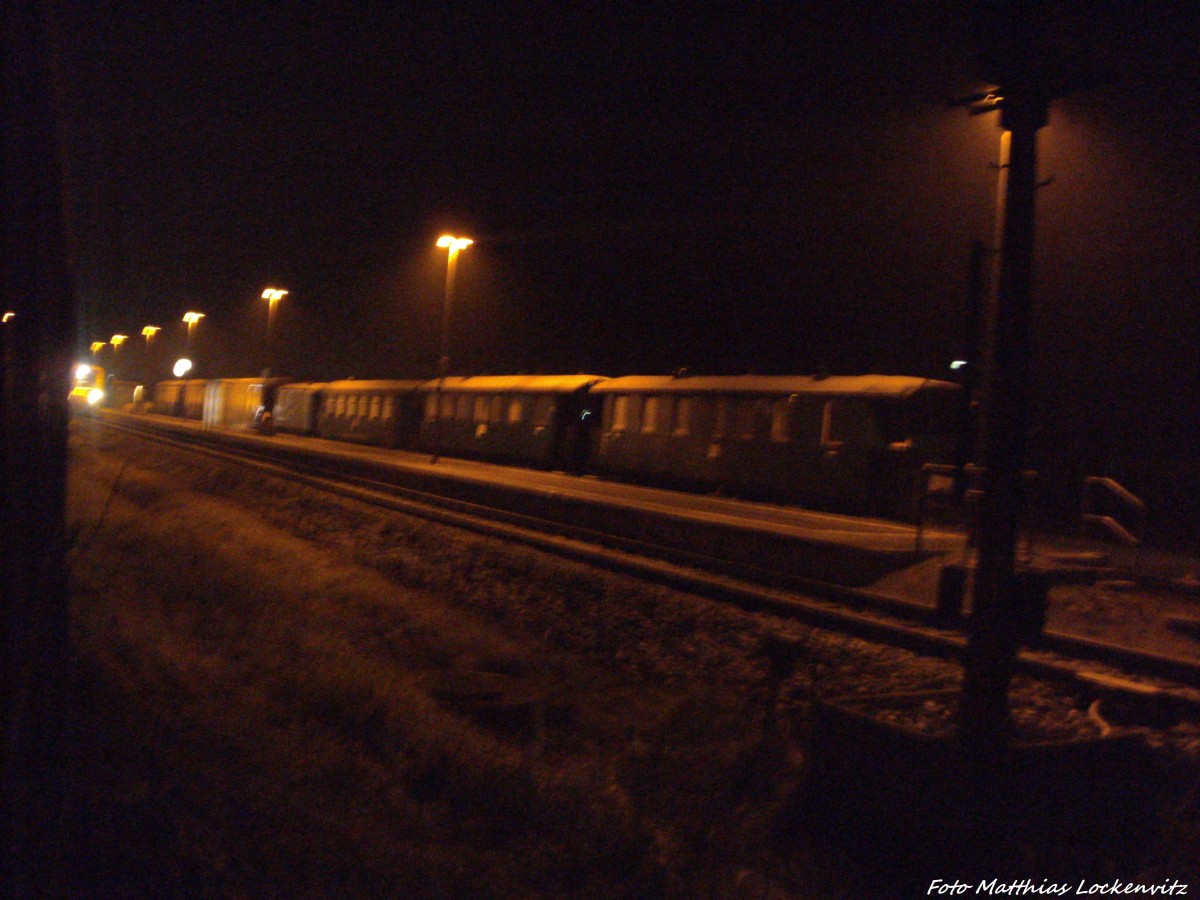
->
[139, 372, 962, 519]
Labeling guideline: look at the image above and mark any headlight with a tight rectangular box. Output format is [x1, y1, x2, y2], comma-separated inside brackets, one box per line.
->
[87, 388, 104, 406]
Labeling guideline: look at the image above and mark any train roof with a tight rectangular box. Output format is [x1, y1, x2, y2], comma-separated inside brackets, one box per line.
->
[588, 374, 959, 398]
[428, 374, 608, 394]
[206, 376, 294, 386]
[322, 379, 426, 393]
[277, 382, 329, 394]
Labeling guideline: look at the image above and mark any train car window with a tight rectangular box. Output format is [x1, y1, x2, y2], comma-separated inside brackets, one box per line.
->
[440, 393, 455, 419]
[369, 396, 381, 419]
[507, 397, 524, 425]
[673, 397, 693, 437]
[424, 393, 438, 421]
[822, 400, 850, 448]
[490, 395, 506, 424]
[336, 395, 346, 418]
[821, 401, 837, 447]
[533, 396, 554, 428]
[904, 390, 959, 439]
[771, 398, 792, 443]
[713, 397, 730, 440]
[641, 396, 661, 434]
[383, 397, 394, 421]
[456, 394, 472, 421]
[611, 395, 630, 433]
[843, 399, 881, 445]
[660, 396, 676, 433]
[473, 395, 488, 424]
[737, 398, 770, 440]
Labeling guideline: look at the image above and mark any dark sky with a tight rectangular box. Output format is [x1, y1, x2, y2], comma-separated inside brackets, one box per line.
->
[48, 1, 1200, 491]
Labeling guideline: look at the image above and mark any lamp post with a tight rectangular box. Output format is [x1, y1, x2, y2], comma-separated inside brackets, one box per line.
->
[261, 288, 288, 376]
[141, 326, 161, 380]
[953, 0, 1078, 764]
[110, 334, 127, 378]
[432, 235, 472, 462]
[182, 311, 204, 357]
[89, 342, 106, 357]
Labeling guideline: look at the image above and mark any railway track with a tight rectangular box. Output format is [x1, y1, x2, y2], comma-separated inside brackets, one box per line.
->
[89, 413, 1200, 718]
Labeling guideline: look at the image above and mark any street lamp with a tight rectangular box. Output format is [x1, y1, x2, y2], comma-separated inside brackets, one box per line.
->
[142, 326, 161, 379]
[435, 237, 473, 377]
[261, 288, 288, 376]
[110, 335, 128, 376]
[182, 311, 205, 355]
[433, 235, 473, 462]
[90, 342, 106, 356]
[2, 312, 14, 323]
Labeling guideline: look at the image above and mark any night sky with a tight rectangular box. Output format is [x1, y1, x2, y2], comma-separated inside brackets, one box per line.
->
[48, 2, 1200, 521]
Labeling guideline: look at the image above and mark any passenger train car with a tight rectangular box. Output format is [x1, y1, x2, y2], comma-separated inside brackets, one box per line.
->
[153, 379, 207, 419]
[272, 382, 326, 436]
[106, 379, 146, 411]
[203, 377, 292, 431]
[133, 371, 962, 520]
[317, 380, 425, 448]
[419, 375, 605, 469]
[589, 374, 960, 517]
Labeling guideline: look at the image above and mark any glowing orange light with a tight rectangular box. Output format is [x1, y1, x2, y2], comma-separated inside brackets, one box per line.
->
[436, 235, 473, 252]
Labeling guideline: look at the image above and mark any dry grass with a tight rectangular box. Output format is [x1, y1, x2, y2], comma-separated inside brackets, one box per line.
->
[64, 421, 1200, 896]
[66, 425, 841, 896]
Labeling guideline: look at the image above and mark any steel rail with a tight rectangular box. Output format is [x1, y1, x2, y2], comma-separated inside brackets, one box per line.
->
[85, 415, 1200, 716]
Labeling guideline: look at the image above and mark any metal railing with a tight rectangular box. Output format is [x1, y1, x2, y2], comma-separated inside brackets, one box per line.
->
[1081, 476, 1145, 547]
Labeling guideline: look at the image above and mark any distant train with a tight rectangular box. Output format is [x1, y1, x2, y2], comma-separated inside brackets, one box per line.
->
[134, 372, 962, 519]
[68, 364, 107, 411]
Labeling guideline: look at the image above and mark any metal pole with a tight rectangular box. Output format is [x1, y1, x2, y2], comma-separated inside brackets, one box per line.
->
[432, 246, 459, 464]
[266, 299, 274, 377]
[953, 239, 988, 505]
[959, 90, 1048, 757]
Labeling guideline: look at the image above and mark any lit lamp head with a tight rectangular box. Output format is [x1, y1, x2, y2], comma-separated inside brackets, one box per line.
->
[142, 325, 161, 339]
[111, 334, 128, 348]
[437, 235, 474, 253]
[182, 311, 205, 326]
[261, 287, 289, 303]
